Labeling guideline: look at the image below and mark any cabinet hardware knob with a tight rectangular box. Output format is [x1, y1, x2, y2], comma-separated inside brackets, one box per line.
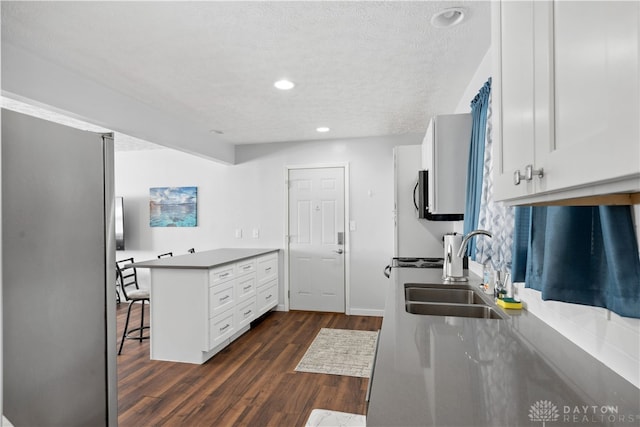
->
[514, 169, 525, 186]
[525, 164, 544, 181]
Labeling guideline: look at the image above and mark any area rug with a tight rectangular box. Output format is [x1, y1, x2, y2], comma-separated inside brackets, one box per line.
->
[295, 328, 379, 378]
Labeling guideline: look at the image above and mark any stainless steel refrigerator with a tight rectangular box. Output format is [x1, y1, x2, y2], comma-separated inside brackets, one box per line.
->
[2, 109, 117, 426]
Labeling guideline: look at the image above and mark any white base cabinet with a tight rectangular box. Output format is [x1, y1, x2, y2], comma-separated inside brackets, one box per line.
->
[148, 250, 278, 364]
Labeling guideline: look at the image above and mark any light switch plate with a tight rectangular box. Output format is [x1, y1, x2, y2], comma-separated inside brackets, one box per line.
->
[235, 228, 242, 239]
[349, 220, 357, 231]
[252, 228, 260, 238]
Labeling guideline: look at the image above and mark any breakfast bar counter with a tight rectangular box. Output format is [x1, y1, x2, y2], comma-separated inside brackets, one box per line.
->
[129, 247, 278, 269]
[132, 248, 280, 364]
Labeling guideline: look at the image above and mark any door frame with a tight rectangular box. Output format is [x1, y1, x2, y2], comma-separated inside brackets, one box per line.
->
[283, 162, 351, 314]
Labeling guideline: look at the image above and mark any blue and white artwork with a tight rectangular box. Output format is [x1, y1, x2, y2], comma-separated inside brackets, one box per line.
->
[149, 186, 197, 227]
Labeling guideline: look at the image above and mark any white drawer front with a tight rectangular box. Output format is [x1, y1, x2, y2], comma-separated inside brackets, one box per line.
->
[209, 264, 235, 285]
[236, 258, 256, 276]
[209, 281, 235, 318]
[257, 279, 278, 315]
[209, 309, 235, 350]
[236, 274, 256, 303]
[257, 254, 278, 284]
[235, 298, 257, 329]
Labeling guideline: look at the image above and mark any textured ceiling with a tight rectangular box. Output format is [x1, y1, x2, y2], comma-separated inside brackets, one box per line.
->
[1, 1, 490, 152]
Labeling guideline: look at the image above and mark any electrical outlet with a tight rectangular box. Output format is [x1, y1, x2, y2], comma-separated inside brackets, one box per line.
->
[235, 228, 242, 239]
[252, 228, 260, 238]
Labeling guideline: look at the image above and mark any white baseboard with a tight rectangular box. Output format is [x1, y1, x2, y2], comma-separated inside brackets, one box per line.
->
[349, 308, 384, 317]
[274, 305, 383, 317]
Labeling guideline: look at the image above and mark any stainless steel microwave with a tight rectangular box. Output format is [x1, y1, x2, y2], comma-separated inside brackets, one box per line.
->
[414, 170, 463, 221]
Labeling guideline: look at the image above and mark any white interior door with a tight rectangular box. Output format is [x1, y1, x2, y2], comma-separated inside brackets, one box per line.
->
[288, 167, 345, 312]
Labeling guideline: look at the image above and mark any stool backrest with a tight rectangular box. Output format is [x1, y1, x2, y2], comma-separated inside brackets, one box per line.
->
[157, 252, 173, 259]
[116, 258, 139, 301]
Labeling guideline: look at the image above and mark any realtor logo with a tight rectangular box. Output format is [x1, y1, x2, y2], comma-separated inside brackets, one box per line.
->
[529, 400, 560, 426]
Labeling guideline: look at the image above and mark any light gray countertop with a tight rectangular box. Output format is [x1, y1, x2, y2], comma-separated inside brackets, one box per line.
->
[366, 267, 640, 427]
[129, 248, 279, 269]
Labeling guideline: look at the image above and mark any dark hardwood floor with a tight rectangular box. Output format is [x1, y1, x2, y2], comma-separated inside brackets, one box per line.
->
[116, 302, 383, 426]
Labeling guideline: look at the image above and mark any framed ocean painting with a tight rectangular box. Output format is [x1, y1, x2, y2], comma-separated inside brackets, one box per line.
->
[149, 186, 197, 227]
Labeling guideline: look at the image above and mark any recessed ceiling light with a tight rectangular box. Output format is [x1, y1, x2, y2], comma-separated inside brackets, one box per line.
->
[431, 7, 465, 28]
[316, 127, 330, 133]
[274, 79, 295, 90]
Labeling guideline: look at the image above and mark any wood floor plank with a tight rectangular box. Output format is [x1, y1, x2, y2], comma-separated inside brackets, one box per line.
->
[117, 305, 382, 426]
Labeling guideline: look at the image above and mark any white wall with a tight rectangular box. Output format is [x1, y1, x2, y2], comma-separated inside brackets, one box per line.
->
[115, 133, 422, 315]
[459, 47, 640, 388]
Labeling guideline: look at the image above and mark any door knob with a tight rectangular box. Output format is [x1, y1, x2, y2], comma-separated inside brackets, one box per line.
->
[334, 249, 344, 254]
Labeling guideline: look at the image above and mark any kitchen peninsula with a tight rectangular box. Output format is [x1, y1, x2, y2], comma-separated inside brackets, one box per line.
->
[131, 248, 279, 364]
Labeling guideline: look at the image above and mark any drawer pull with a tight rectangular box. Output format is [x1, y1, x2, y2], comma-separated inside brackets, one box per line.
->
[219, 295, 230, 302]
[265, 267, 272, 272]
[243, 265, 252, 270]
[243, 285, 252, 291]
[219, 324, 230, 332]
[266, 294, 272, 300]
[219, 272, 230, 278]
[244, 310, 252, 317]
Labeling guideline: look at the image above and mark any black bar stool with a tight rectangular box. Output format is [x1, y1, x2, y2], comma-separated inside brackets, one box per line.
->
[116, 258, 150, 355]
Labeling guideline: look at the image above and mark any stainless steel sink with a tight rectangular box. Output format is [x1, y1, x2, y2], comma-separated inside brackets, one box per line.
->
[404, 282, 480, 292]
[406, 302, 507, 320]
[403, 282, 507, 320]
[405, 287, 486, 305]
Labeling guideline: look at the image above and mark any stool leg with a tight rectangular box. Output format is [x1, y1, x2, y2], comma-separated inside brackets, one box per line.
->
[139, 301, 146, 342]
[118, 301, 134, 355]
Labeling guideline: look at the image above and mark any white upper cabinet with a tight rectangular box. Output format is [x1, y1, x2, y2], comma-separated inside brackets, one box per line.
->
[492, 1, 640, 204]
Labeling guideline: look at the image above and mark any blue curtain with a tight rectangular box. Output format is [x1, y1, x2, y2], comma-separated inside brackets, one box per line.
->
[512, 205, 640, 318]
[463, 78, 491, 258]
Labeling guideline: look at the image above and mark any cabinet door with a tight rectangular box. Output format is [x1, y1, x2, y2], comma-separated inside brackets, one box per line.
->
[209, 263, 235, 285]
[236, 273, 256, 303]
[209, 281, 235, 318]
[537, 1, 640, 193]
[236, 298, 257, 329]
[492, 0, 537, 200]
[208, 309, 235, 350]
[256, 253, 278, 286]
[236, 258, 256, 276]
[257, 279, 278, 316]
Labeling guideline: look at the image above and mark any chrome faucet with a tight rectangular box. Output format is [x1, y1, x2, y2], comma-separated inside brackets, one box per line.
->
[457, 229, 492, 258]
[443, 229, 492, 282]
